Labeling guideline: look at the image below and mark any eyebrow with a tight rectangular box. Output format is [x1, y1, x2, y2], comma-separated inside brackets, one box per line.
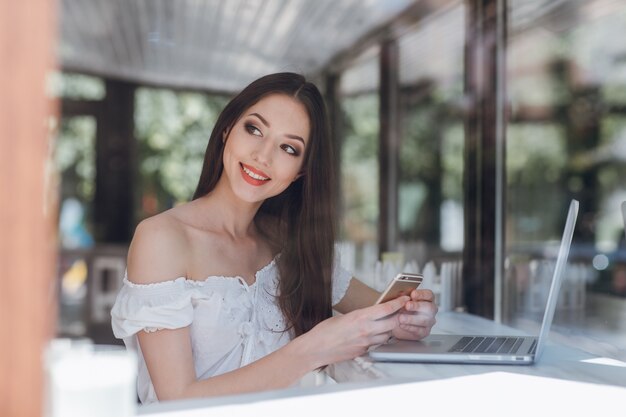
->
[248, 112, 305, 145]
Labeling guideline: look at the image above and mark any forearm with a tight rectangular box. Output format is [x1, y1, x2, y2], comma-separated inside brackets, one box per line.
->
[333, 278, 380, 314]
[178, 336, 316, 400]
[176, 296, 413, 401]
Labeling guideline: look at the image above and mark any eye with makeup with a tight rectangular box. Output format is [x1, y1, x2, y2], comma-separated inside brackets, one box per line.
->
[281, 143, 300, 156]
[244, 122, 262, 137]
[245, 120, 301, 157]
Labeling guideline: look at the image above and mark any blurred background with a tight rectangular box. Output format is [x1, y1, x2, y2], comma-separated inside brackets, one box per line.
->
[48, 0, 626, 363]
[10, 1, 626, 415]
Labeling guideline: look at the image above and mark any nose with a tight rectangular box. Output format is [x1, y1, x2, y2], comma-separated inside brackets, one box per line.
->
[252, 137, 273, 167]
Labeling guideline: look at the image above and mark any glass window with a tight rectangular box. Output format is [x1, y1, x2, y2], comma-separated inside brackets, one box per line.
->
[506, 0, 626, 361]
[391, 3, 466, 311]
[338, 48, 381, 286]
[336, 3, 467, 299]
[52, 99, 98, 337]
[398, 3, 466, 264]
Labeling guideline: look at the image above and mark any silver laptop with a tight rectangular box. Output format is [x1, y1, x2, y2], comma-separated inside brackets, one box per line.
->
[369, 199, 579, 365]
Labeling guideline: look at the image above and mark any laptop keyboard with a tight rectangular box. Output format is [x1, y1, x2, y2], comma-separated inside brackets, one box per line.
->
[448, 336, 525, 354]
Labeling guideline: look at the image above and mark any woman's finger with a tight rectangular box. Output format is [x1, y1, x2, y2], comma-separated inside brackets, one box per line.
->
[368, 313, 400, 334]
[404, 300, 438, 315]
[397, 324, 431, 339]
[398, 312, 436, 328]
[367, 296, 410, 320]
[369, 332, 392, 346]
[410, 288, 435, 302]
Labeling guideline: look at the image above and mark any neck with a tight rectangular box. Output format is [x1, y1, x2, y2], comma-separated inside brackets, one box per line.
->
[193, 175, 262, 239]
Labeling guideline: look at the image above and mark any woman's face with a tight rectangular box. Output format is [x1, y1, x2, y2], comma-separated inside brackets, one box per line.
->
[221, 93, 310, 204]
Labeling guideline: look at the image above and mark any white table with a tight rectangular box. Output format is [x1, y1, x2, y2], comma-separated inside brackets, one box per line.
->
[140, 312, 626, 417]
[327, 311, 626, 387]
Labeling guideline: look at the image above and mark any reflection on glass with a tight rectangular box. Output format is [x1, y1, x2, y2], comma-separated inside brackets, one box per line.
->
[53, 109, 97, 338]
[397, 3, 465, 266]
[506, 0, 626, 361]
[337, 4, 466, 290]
[49, 0, 626, 366]
[339, 93, 380, 284]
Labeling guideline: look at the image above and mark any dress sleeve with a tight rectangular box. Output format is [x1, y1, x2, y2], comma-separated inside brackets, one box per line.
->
[331, 252, 353, 306]
[110, 277, 195, 338]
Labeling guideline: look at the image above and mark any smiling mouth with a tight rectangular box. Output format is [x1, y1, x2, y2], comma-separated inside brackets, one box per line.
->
[240, 163, 271, 182]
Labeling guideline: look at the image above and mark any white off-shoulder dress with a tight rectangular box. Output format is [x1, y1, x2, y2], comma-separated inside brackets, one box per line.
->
[110, 256, 353, 404]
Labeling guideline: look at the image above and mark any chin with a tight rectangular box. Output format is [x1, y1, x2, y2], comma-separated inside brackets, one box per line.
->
[236, 185, 290, 204]
[232, 186, 271, 204]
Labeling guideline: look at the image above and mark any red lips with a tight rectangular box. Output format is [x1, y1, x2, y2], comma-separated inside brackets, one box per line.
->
[240, 163, 270, 186]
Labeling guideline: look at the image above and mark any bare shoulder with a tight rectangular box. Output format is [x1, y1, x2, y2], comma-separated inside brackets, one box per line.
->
[126, 210, 189, 285]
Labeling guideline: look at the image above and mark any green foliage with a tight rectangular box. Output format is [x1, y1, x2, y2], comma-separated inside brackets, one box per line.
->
[342, 94, 379, 159]
[400, 105, 442, 181]
[601, 116, 626, 146]
[339, 92, 466, 243]
[602, 85, 626, 104]
[340, 94, 379, 242]
[441, 124, 464, 200]
[48, 72, 105, 100]
[134, 88, 229, 209]
[506, 123, 566, 186]
[54, 116, 96, 203]
[398, 95, 464, 241]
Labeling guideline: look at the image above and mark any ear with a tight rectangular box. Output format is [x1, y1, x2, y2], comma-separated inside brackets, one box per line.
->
[222, 128, 230, 143]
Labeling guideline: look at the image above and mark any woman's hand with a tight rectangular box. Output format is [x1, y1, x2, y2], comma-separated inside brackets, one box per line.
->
[391, 289, 437, 341]
[299, 295, 410, 368]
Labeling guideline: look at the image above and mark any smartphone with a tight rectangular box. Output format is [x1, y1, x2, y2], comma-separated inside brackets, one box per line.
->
[374, 273, 423, 304]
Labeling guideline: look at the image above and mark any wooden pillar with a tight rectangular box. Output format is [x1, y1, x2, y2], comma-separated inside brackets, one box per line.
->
[325, 72, 344, 225]
[463, 0, 507, 319]
[379, 39, 401, 255]
[94, 79, 136, 243]
[0, 1, 58, 416]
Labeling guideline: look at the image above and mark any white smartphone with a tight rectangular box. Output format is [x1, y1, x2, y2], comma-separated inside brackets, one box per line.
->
[374, 273, 423, 304]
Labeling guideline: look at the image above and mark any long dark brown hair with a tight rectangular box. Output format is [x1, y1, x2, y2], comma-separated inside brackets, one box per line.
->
[192, 72, 336, 337]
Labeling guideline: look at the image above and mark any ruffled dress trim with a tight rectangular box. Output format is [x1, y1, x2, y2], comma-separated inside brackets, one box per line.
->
[111, 257, 278, 338]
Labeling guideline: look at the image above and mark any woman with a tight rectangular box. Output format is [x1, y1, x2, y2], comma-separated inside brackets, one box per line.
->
[111, 72, 437, 404]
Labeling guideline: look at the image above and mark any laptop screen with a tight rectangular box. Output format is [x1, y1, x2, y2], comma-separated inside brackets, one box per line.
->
[534, 199, 579, 359]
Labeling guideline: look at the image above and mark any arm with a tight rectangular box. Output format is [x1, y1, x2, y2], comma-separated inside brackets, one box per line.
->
[139, 296, 408, 400]
[128, 217, 313, 399]
[138, 326, 313, 400]
[128, 217, 410, 400]
[332, 277, 380, 313]
[334, 276, 438, 341]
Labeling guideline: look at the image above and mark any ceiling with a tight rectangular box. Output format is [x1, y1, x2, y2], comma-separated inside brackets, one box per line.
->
[57, 0, 626, 95]
[58, 0, 421, 93]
